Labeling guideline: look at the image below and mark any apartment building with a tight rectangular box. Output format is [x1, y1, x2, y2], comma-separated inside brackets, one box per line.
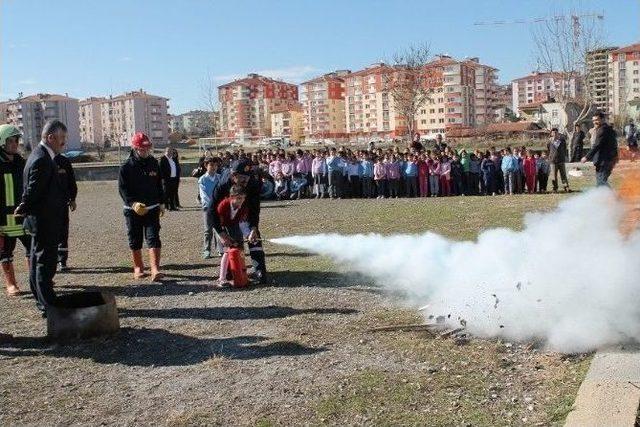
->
[344, 63, 404, 139]
[511, 72, 581, 115]
[471, 59, 499, 126]
[1, 93, 81, 150]
[79, 97, 106, 146]
[586, 47, 618, 114]
[270, 103, 304, 141]
[169, 110, 216, 136]
[300, 70, 350, 140]
[79, 90, 170, 147]
[609, 43, 640, 118]
[414, 56, 499, 137]
[218, 74, 299, 141]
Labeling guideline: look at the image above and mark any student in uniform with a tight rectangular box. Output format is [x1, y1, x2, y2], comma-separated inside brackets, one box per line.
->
[118, 132, 165, 282]
[54, 152, 78, 271]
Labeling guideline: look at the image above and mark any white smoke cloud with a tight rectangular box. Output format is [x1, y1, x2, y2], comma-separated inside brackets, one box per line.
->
[271, 188, 640, 353]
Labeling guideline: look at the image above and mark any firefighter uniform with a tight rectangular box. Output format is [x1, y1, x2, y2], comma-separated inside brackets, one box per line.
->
[0, 125, 30, 296]
[54, 154, 78, 269]
[118, 132, 165, 281]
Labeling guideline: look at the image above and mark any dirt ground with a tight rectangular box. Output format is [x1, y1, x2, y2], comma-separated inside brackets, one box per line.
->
[0, 173, 599, 426]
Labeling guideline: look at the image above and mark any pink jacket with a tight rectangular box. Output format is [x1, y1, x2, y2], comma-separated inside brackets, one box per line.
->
[268, 160, 282, 178]
[281, 161, 295, 177]
[428, 160, 441, 175]
[374, 162, 387, 180]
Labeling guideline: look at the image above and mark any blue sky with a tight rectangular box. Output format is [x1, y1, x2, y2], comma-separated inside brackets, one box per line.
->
[1, 0, 638, 114]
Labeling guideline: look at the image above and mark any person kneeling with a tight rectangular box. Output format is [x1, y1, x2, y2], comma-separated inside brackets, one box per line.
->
[214, 186, 250, 289]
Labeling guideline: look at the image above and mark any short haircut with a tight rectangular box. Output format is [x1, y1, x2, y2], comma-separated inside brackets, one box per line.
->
[41, 119, 67, 140]
[229, 185, 246, 197]
[551, 127, 558, 132]
[593, 111, 606, 119]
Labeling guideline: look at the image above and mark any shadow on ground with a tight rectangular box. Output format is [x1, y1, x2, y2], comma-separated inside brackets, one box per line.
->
[63, 270, 381, 295]
[264, 270, 382, 294]
[62, 282, 214, 298]
[0, 328, 326, 367]
[120, 305, 358, 321]
[66, 262, 213, 275]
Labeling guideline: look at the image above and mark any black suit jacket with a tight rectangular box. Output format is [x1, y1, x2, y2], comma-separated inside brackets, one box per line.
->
[159, 155, 181, 180]
[547, 137, 568, 164]
[21, 144, 67, 237]
[586, 124, 618, 166]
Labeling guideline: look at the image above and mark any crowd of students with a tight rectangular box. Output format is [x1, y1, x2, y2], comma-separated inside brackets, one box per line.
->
[194, 141, 572, 203]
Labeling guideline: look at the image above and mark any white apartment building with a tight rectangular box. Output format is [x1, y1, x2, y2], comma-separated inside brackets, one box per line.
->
[609, 43, 640, 118]
[79, 97, 106, 146]
[1, 93, 81, 150]
[511, 72, 581, 115]
[586, 47, 618, 113]
[79, 90, 170, 147]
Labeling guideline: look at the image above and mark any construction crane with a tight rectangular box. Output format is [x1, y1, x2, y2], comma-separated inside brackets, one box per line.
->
[474, 12, 604, 43]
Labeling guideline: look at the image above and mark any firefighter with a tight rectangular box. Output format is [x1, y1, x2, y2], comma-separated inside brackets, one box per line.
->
[54, 152, 78, 271]
[118, 132, 165, 282]
[0, 124, 30, 296]
[208, 159, 267, 284]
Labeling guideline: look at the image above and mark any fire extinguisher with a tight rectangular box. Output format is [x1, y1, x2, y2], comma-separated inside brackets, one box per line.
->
[227, 247, 249, 288]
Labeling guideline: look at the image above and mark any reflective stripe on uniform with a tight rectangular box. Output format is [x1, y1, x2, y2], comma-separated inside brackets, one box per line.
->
[0, 225, 24, 237]
[4, 173, 14, 207]
[1, 172, 24, 237]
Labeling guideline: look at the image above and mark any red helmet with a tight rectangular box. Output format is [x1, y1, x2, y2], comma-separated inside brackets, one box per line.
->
[131, 132, 151, 149]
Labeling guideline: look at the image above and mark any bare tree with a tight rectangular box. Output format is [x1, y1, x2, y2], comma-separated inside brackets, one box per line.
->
[384, 43, 432, 143]
[200, 70, 219, 138]
[531, 10, 604, 135]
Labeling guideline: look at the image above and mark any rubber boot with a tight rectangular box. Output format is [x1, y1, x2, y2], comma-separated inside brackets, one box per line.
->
[132, 250, 146, 279]
[2, 262, 19, 296]
[149, 248, 163, 282]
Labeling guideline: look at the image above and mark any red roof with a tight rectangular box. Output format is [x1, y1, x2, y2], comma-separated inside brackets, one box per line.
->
[512, 71, 570, 82]
[611, 43, 640, 54]
[301, 72, 348, 85]
[218, 74, 297, 89]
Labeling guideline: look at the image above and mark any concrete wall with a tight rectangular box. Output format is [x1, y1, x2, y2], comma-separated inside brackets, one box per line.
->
[73, 161, 199, 181]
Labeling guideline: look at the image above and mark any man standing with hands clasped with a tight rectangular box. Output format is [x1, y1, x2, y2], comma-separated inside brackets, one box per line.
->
[118, 132, 165, 282]
[581, 111, 618, 187]
[14, 120, 69, 314]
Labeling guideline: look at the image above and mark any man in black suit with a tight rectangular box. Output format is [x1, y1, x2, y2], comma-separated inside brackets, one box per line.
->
[14, 119, 68, 313]
[582, 111, 618, 187]
[547, 128, 570, 192]
[54, 152, 78, 271]
[159, 147, 181, 211]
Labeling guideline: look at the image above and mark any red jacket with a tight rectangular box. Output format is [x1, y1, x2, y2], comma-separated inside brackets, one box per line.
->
[523, 157, 536, 177]
[216, 197, 248, 227]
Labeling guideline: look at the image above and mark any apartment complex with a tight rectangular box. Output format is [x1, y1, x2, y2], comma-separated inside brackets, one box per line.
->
[586, 47, 618, 113]
[79, 97, 106, 147]
[218, 74, 299, 141]
[169, 110, 216, 136]
[609, 43, 640, 119]
[413, 56, 499, 137]
[511, 72, 581, 115]
[0, 93, 81, 150]
[344, 63, 404, 139]
[270, 103, 304, 141]
[300, 71, 350, 140]
[79, 90, 170, 147]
